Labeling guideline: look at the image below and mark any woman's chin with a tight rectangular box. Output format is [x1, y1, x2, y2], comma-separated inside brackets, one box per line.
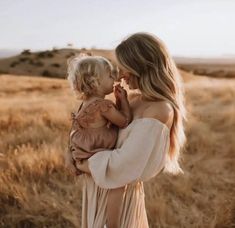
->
[128, 84, 137, 90]
[124, 80, 137, 90]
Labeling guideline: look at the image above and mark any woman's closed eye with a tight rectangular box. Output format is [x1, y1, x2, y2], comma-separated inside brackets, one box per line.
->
[110, 73, 115, 79]
[118, 70, 126, 79]
[110, 71, 120, 81]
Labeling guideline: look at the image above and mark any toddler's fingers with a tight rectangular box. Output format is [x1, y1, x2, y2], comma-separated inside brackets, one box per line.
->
[115, 88, 122, 94]
[115, 84, 122, 90]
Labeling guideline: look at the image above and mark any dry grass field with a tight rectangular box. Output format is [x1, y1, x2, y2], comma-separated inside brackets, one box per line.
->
[0, 72, 235, 227]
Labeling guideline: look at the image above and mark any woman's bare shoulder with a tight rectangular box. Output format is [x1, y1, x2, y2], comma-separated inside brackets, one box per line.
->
[143, 101, 174, 127]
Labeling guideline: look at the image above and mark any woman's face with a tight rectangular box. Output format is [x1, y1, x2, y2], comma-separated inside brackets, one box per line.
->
[118, 66, 139, 90]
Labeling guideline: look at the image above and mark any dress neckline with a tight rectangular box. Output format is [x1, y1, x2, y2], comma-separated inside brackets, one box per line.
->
[127, 118, 170, 132]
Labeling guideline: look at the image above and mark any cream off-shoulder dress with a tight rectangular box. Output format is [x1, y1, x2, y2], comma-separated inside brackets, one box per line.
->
[81, 118, 181, 228]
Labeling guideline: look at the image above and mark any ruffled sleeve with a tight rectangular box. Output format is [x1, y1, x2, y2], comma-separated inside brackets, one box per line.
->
[99, 99, 116, 113]
[88, 119, 171, 189]
[75, 99, 115, 128]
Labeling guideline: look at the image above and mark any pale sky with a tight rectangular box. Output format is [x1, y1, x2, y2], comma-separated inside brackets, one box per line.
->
[0, 0, 235, 57]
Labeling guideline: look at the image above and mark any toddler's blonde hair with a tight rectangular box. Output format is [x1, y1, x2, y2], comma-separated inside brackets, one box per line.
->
[67, 55, 113, 99]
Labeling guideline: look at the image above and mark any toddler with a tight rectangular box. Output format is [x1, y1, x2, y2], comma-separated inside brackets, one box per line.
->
[65, 54, 132, 228]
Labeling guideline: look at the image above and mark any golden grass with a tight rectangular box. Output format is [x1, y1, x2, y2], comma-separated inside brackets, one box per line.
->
[0, 73, 235, 227]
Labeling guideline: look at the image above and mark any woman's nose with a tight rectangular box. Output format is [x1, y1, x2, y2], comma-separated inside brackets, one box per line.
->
[122, 74, 131, 82]
[115, 72, 124, 82]
[120, 70, 129, 79]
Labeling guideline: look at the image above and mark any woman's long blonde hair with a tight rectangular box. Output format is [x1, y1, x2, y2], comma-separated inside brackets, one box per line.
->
[115, 32, 186, 174]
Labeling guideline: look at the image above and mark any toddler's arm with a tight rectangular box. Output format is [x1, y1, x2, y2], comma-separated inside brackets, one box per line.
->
[102, 86, 132, 128]
[114, 84, 132, 120]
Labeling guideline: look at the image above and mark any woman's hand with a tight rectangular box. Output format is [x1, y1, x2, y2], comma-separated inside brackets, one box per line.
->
[65, 151, 82, 176]
[65, 159, 80, 176]
[66, 162, 82, 176]
[76, 160, 91, 174]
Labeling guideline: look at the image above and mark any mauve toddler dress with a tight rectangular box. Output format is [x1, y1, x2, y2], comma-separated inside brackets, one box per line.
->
[69, 98, 118, 167]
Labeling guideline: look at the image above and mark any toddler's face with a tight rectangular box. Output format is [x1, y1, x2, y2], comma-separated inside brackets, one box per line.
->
[99, 70, 115, 95]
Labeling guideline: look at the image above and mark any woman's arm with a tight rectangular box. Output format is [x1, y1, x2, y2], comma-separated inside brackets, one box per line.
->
[77, 119, 170, 189]
[77, 103, 174, 176]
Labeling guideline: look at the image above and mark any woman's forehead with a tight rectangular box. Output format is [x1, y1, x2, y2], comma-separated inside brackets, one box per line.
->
[116, 64, 128, 72]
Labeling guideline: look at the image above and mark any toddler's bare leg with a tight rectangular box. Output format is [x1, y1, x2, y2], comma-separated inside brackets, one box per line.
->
[106, 187, 125, 228]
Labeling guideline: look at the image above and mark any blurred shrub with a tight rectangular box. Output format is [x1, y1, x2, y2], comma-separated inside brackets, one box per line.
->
[42, 70, 52, 77]
[51, 63, 60, 68]
[19, 57, 29, 62]
[26, 59, 44, 67]
[37, 51, 54, 58]
[21, 49, 31, 55]
[10, 61, 18, 67]
[52, 47, 59, 53]
[66, 52, 75, 58]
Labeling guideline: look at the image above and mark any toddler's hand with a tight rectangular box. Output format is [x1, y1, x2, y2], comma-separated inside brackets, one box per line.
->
[66, 162, 80, 176]
[114, 84, 127, 101]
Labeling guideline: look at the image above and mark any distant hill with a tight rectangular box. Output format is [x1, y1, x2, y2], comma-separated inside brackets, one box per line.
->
[0, 48, 115, 78]
[175, 57, 235, 78]
[0, 48, 235, 78]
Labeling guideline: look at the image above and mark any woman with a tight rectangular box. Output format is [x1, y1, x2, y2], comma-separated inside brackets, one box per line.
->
[75, 32, 186, 228]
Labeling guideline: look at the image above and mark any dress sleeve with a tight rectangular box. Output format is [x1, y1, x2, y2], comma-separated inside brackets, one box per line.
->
[99, 99, 116, 113]
[88, 119, 170, 189]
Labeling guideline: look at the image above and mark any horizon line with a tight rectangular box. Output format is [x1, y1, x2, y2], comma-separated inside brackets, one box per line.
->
[0, 47, 235, 60]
